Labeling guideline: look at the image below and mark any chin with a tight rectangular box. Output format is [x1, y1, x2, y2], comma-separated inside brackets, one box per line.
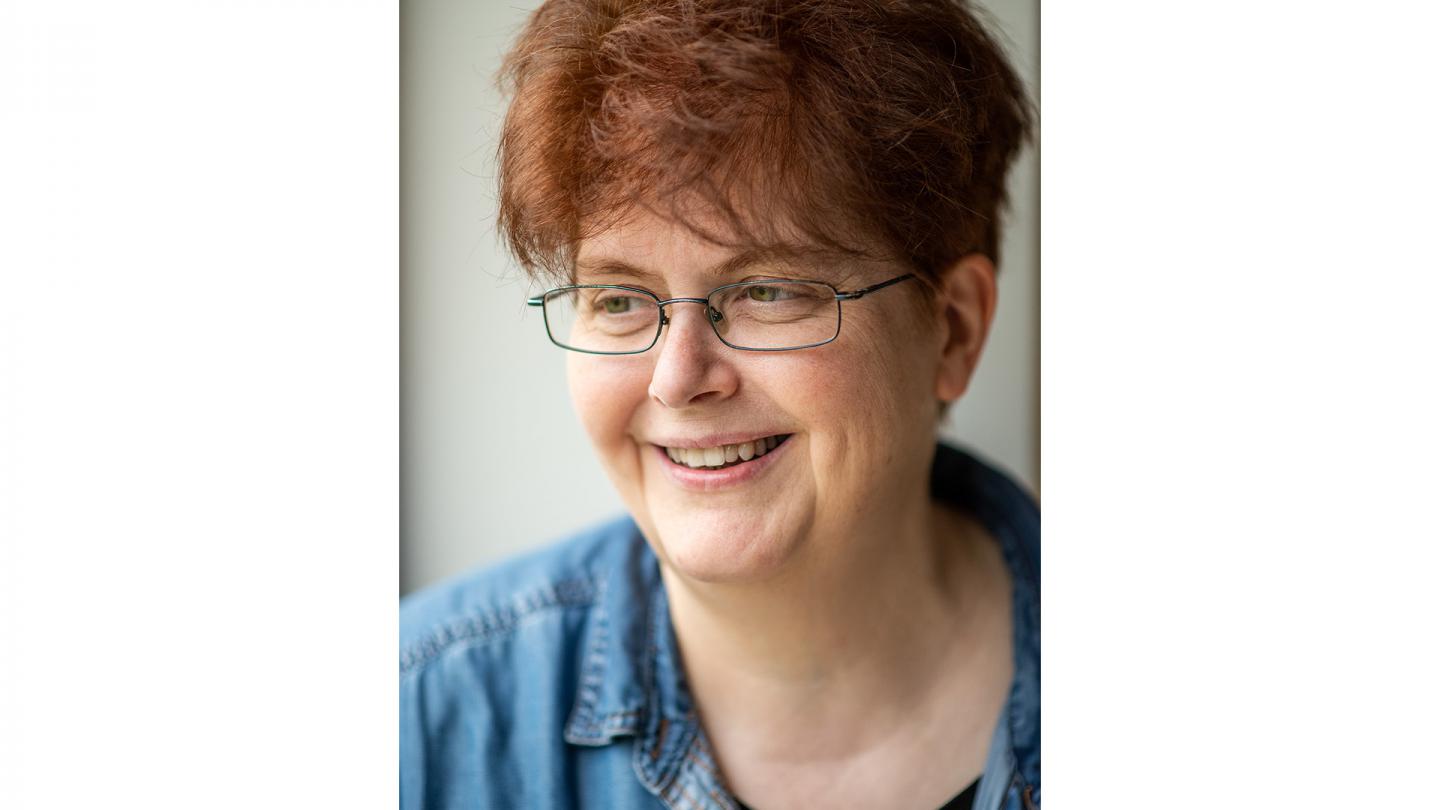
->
[646, 507, 803, 585]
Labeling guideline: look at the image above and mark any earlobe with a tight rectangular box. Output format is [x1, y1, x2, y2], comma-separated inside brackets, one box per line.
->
[933, 253, 998, 403]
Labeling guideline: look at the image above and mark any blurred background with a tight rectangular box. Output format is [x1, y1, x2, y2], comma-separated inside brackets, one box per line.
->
[401, 0, 1038, 596]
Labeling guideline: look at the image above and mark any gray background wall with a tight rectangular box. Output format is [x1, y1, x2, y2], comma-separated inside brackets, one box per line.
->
[400, 0, 1038, 595]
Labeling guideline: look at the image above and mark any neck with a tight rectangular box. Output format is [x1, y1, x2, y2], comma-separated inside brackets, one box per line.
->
[659, 489, 990, 762]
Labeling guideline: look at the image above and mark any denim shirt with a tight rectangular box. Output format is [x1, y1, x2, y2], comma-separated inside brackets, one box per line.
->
[400, 443, 1040, 809]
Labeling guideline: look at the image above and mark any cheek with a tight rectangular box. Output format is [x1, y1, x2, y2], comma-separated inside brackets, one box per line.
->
[800, 318, 938, 466]
[832, 320, 933, 414]
[566, 354, 651, 448]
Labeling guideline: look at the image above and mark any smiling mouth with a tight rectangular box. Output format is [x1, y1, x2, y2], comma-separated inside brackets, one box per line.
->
[660, 434, 792, 470]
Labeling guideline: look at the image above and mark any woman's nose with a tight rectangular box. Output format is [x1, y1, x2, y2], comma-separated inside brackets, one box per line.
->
[647, 302, 738, 409]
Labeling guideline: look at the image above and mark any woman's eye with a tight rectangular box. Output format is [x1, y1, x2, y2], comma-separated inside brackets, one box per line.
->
[600, 296, 633, 314]
[747, 286, 778, 302]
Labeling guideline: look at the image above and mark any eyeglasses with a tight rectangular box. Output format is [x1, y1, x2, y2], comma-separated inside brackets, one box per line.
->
[526, 273, 916, 354]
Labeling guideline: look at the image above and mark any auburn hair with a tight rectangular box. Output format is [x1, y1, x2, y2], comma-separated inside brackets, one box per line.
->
[496, 0, 1033, 286]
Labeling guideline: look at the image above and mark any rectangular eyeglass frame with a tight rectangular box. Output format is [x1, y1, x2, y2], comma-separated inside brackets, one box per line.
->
[525, 273, 916, 355]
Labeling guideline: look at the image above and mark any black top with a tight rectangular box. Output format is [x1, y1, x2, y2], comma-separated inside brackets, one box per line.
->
[939, 777, 980, 810]
[734, 776, 979, 810]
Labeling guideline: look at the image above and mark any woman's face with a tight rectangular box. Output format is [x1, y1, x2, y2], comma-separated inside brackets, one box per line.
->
[567, 210, 950, 583]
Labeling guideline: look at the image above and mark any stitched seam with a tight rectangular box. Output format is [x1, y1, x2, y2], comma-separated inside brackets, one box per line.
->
[685, 752, 717, 778]
[688, 733, 735, 809]
[636, 574, 664, 785]
[569, 710, 644, 742]
[675, 781, 702, 810]
[399, 577, 597, 675]
[564, 576, 611, 736]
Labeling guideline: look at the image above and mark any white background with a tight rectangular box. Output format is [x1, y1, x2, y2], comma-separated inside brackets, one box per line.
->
[3, 1, 1439, 808]
[400, 0, 1039, 595]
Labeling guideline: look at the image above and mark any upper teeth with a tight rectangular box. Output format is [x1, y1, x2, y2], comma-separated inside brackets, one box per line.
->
[665, 436, 781, 469]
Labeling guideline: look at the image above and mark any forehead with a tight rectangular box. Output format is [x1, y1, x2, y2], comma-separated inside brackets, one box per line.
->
[572, 212, 865, 287]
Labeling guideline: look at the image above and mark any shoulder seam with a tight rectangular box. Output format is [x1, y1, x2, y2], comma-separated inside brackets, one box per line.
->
[400, 576, 599, 676]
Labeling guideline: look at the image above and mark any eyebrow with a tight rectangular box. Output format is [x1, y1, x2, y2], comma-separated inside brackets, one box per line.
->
[572, 244, 847, 284]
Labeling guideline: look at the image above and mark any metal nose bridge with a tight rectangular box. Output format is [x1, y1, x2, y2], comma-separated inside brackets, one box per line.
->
[655, 296, 723, 326]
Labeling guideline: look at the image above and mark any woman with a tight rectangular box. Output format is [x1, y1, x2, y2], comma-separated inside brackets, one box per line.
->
[400, 1, 1037, 808]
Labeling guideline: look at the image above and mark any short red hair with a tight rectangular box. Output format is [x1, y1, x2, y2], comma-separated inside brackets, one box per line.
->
[496, 0, 1033, 286]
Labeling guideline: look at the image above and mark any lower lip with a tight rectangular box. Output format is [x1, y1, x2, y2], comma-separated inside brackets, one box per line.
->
[653, 437, 791, 492]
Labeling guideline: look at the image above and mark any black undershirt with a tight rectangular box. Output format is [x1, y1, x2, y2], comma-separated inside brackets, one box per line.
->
[733, 775, 979, 810]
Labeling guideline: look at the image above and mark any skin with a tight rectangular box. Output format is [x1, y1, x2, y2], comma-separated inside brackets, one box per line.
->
[566, 209, 1012, 809]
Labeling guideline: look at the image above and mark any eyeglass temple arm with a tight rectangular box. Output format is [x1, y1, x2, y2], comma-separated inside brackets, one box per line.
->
[834, 273, 917, 301]
[526, 296, 544, 307]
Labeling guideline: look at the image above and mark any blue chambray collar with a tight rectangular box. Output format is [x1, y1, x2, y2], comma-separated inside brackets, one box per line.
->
[562, 520, 719, 802]
[562, 519, 692, 746]
[931, 443, 1042, 806]
[563, 443, 1040, 808]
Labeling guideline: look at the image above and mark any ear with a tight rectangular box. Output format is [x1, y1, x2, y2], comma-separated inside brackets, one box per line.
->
[933, 253, 998, 403]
